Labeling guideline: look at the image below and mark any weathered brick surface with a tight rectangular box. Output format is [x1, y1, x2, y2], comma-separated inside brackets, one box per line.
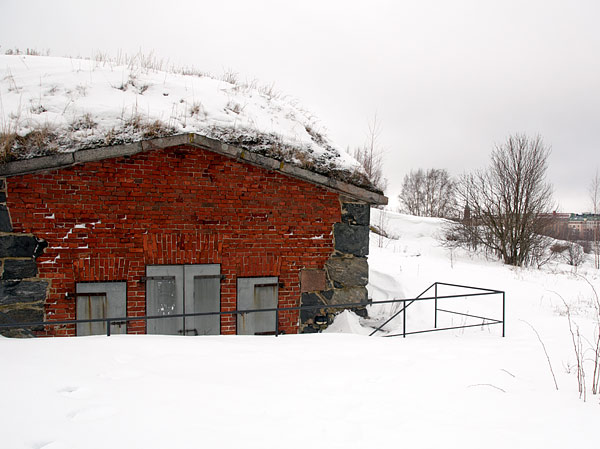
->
[7, 145, 341, 335]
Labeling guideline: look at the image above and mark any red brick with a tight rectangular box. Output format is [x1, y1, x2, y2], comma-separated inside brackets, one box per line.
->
[7, 145, 342, 335]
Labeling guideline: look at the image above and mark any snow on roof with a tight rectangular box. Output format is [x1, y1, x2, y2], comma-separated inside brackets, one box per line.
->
[0, 55, 377, 191]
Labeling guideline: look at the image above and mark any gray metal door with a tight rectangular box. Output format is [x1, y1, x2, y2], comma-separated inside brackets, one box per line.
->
[146, 265, 220, 335]
[237, 277, 278, 335]
[184, 265, 220, 335]
[76, 282, 127, 336]
[146, 265, 183, 335]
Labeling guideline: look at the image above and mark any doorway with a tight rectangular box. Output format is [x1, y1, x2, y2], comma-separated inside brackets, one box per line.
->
[145, 264, 221, 335]
[237, 277, 278, 335]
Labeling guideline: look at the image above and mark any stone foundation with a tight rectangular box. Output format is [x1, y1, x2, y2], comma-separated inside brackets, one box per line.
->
[0, 178, 48, 337]
[300, 200, 371, 333]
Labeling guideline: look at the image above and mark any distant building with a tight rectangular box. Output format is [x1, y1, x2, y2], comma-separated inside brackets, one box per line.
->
[568, 213, 600, 240]
[540, 212, 571, 239]
[538, 212, 599, 241]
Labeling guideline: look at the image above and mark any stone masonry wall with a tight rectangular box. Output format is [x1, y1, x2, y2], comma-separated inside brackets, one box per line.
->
[300, 200, 370, 333]
[0, 178, 49, 336]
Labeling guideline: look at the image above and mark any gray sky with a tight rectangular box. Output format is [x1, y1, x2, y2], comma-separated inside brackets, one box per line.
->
[2, 0, 599, 212]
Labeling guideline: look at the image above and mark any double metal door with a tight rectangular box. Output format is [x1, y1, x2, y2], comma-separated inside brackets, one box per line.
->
[146, 264, 220, 335]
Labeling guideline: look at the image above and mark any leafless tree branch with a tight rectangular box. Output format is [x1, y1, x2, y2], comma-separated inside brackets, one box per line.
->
[449, 134, 554, 266]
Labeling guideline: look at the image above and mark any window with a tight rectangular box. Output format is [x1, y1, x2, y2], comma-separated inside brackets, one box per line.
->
[76, 282, 127, 336]
[145, 264, 220, 335]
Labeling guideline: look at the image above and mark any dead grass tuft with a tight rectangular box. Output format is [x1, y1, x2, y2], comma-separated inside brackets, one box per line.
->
[0, 132, 18, 162]
[141, 120, 174, 139]
[121, 113, 176, 139]
[221, 68, 239, 85]
[69, 113, 97, 131]
[304, 123, 327, 147]
[225, 101, 243, 115]
[1, 124, 59, 162]
[4, 48, 49, 56]
[29, 102, 47, 115]
[104, 128, 118, 146]
[114, 73, 149, 94]
[258, 82, 280, 99]
[189, 102, 206, 118]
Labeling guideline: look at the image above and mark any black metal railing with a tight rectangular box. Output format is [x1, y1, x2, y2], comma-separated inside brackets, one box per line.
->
[0, 282, 505, 338]
[368, 282, 505, 338]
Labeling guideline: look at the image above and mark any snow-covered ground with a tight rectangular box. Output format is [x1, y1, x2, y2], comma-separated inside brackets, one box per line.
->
[0, 55, 359, 176]
[1, 210, 599, 449]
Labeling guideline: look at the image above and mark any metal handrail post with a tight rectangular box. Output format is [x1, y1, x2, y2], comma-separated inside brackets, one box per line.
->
[368, 283, 435, 336]
[107, 319, 111, 337]
[434, 283, 438, 328]
[403, 300, 407, 338]
[275, 307, 279, 337]
[502, 292, 505, 337]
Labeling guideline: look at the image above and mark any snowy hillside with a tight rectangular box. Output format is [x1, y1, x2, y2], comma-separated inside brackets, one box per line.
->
[1, 210, 599, 449]
[0, 54, 366, 185]
[364, 209, 600, 336]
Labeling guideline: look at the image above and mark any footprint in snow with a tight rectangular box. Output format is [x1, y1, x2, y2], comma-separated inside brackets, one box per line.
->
[58, 386, 89, 399]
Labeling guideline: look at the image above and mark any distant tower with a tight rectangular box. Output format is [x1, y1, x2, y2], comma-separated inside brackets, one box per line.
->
[463, 203, 471, 223]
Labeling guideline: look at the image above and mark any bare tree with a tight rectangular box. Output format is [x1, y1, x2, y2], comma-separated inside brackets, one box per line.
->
[590, 169, 600, 269]
[352, 114, 387, 193]
[560, 242, 586, 271]
[398, 168, 457, 218]
[452, 134, 554, 266]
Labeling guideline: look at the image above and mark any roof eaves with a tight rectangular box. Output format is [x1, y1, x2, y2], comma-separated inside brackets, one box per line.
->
[0, 133, 388, 205]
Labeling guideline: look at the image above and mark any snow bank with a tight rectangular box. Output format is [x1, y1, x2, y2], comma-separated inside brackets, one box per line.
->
[1, 209, 600, 448]
[1, 331, 599, 449]
[0, 55, 369, 187]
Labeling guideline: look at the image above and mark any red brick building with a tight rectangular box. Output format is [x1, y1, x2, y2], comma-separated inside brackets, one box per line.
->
[0, 134, 386, 336]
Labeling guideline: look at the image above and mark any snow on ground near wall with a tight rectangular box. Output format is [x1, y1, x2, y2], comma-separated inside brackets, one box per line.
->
[0, 55, 359, 172]
[1, 210, 600, 449]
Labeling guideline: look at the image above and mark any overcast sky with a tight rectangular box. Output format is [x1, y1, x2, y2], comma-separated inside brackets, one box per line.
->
[1, 0, 599, 212]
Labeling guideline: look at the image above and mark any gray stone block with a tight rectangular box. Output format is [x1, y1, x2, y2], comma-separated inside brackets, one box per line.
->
[341, 203, 370, 226]
[321, 290, 334, 301]
[0, 305, 44, 336]
[0, 204, 12, 232]
[0, 305, 44, 324]
[2, 259, 38, 279]
[300, 292, 325, 323]
[326, 257, 368, 287]
[0, 153, 74, 177]
[333, 223, 369, 256]
[141, 134, 190, 151]
[74, 141, 143, 163]
[0, 235, 46, 258]
[0, 235, 36, 257]
[0, 280, 48, 305]
[329, 286, 368, 305]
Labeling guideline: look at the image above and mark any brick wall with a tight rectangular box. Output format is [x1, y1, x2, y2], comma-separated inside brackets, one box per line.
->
[6, 144, 341, 335]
